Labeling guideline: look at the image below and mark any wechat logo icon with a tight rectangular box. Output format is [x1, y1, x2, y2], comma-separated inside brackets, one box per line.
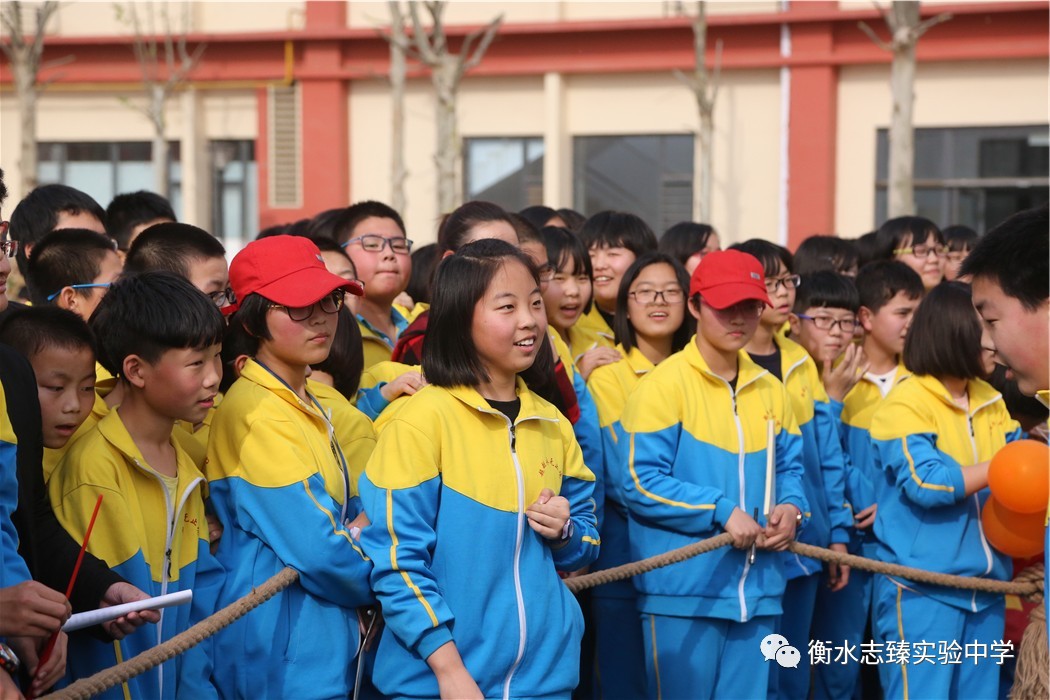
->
[761, 633, 801, 669]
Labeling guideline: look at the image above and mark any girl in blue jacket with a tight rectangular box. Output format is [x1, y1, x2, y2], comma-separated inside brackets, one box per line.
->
[871, 282, 1022, 700]
[206, 236, 375, 700]
[360, 239, 600, 700]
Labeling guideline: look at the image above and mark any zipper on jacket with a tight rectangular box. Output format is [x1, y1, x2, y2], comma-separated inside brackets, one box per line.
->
[501, 419, 527, 700]
[965, 411, 994, 612]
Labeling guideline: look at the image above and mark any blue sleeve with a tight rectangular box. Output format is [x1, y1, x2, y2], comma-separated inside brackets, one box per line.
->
[571, 374, 605, 529]
[355, 384, 391, 422]
[359, 470, 456, 660]
[774, 417, 809, 524]
[873, 432, 966, 509]
[622, 424, 735, 535]
[551, 430, 600, 571]
[0, 438, 30, 588]
[228, 475, 374, 607]
[814, 399, 853, 543]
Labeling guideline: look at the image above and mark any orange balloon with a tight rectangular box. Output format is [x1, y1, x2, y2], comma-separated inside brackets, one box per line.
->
[981, 497, 1045, 558]
[987, 440, 1049, 514]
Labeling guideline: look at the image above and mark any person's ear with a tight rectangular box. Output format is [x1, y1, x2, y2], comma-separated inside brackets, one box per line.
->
[55, 287, 78, 313]
[858, 306, 875, 333]
[122, 354, 149, 390]
[687, 296, 702, 322]
[788, 312, 802, 338]
[233, 354, 250, 377]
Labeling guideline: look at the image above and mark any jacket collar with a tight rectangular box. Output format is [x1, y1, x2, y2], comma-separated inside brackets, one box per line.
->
[682, 336, 768, 391]
[96, 409, 205, 482]
[242, 358, 327, 422]
[621, 345, 656, 375]
[446, 377, 562, 424]
[773, 335, 810, 379]
[909, 373, 1003, 416]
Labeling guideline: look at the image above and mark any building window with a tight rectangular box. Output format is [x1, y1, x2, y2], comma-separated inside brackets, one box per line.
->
[463, 137, 544, 212]
[210, 140, 258, 247]
[875, 126, 1049, 233]
[38, 141, 182, 218]
[573, 134, 693, 234]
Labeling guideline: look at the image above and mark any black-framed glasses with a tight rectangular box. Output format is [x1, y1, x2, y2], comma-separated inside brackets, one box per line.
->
[893, 244, 949, 259]
[46, 282, 111, 302]
[0, 238, 16, 259]
[629, 288, 684, 304]
[765, 274, 801, 293]
[208, 287, 237, 308]
[343, 235, 413, 255]
[797, 314, 857, 333]
[269, 291, 344, 322]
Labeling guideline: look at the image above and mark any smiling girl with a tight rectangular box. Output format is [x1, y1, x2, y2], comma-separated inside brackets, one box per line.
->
[360, 239, 599, 700]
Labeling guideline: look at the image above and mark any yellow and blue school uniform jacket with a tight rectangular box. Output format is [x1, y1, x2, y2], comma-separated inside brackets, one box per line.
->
[205, 359, 374, 699]
[355, 359, 420, 420]
[621, 340, 808, 622]
[359, 381, 600, 699]
[871, 374, 1022, 611]
[836, 364, 910, 556]
[0, 380, 30, 588]
[571, 305, 616, 360]
[307, 378, 376, 494]
[49, 409, 217, 700]
[776, 337, 853, 579]
[587, 344, 653, 598]
[358, 306, 410, 371]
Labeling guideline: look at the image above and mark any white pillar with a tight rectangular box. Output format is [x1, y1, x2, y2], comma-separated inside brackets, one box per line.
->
[542, 71, 570, 209]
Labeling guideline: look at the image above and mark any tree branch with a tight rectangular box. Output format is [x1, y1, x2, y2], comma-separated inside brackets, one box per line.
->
[858, 20, 892, 52]
[914, 11, 952, 39]
[407, 1, 438, 66]
[461, 14, 502, 72]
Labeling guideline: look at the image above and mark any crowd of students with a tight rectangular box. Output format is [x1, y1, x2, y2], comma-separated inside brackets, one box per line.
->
[0, 167, 1046, 700]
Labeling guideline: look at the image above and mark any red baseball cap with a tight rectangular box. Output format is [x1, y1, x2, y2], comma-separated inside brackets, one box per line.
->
[225, 235, 363, 314]
[688, 249, 771, 310]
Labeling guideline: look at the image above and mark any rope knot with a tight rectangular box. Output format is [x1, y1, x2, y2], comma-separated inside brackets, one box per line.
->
[1014, 564, 1045, 605]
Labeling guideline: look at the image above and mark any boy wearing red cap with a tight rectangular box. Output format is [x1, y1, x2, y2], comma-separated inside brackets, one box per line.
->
[620, 249, 808, 699]
[205, 236, 375, 699]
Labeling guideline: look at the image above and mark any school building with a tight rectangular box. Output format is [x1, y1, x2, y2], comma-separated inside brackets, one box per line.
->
[1, 1, 1047, 252]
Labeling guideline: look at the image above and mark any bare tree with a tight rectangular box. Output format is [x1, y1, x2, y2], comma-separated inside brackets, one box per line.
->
[0, 1, 62, 191]
[674, 1, 721, 223]
[396, 2, 502, 214]
[387, 1, 408, 213]
[115, 1, 205, 197]
[860, 2, 951, 217]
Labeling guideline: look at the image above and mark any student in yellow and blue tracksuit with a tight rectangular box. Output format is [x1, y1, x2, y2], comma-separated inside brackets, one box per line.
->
[731, 243, 855, 700]
[576, 212, 658, 380]
[621, 250, 808, 700]
[0, 380, 29, 592]
[811, 260, 923, 699]
[48, 272, 225, 700]
[871, 282, 1022, 700]
[207, 236, 375, 700]
[360, 240, 600, 699]
[586, 252, 693, 699]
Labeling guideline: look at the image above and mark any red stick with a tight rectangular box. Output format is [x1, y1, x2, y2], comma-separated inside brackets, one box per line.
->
[30, 493, 103, 698]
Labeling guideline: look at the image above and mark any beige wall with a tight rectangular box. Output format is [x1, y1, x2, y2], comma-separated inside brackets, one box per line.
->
[835, 58, 1050, 236]
[49, 1, 304, 37]
[349, 66, 781, 246]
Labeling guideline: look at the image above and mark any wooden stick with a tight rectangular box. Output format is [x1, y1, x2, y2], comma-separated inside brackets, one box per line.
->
[764, 419, 776, 517]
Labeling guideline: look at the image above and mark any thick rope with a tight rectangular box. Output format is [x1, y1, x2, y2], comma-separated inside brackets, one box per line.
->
[43, 537, 1044, 699]
[41, 567, 300, 700]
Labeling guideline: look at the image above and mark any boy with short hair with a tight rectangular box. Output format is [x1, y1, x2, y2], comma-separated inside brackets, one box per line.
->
[48, 272, 224, 699]
[0, 307, 99, 484]
[806, 262, 922, 699]
[105, 190, 176, 254]
[124, 222, 230, 309]
[8, 184, 108, 280]
[335, 200, 414, 369]
[26, 229, 123, 320]
[621, 249, 807, 700]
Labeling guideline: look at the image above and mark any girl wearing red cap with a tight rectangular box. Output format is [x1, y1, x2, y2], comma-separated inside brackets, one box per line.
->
[620, 249, 808, 699]
[204, 235, 374, 699]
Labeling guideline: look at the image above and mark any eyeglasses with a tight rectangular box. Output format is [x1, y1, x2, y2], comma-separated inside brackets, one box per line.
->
[893, 244, 949, 259]
[46, 282, 111, 302]
[797, 314, 858, 334]
[208, 287, 237, 308]
[629, 288, 684, 304]
[706, 299, 765, 319]
[946, 249, 969, 264]
[268, 291, 344, 322]
[343, 235, 413, 255]
[765, 275, 801, 293]
[0, 238, 16, 259]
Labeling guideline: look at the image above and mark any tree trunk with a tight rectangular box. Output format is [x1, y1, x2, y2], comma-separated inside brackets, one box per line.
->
[433, 58, 460, 215]
[150, 83, 170, 196]
[887, 3, 920, 218]
[698, 108, 713, 223]
[14, 59, 39, 191]
[388, 1, 407, 213]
